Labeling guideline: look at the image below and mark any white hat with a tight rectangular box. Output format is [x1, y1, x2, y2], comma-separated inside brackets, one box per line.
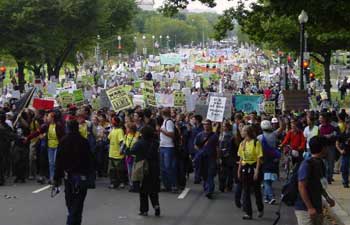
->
[261, 120, 272, 130]
[271, 117, 278, 124]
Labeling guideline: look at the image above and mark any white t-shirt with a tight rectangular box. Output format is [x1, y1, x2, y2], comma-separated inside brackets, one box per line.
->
[303, 125, 319, 149]
[160, 118, 175, 148]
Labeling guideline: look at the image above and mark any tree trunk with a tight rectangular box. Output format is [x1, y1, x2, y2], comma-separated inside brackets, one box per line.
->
[16, 60, 25, 92]
[323, 51, 332, 101]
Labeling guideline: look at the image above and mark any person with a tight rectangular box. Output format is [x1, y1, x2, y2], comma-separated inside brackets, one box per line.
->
[123, 122, 139, 192]
[157, 108, 177, 193]
[54, 120, 94, 225]
[187, 114, 203, 184]
[303, 115, 319, 153]
[0, 111, 21, 185]
[295, 136, 335, 225]
[280, 119, 306, 165]
[258, 119, 284, 205]
[336, 119, 350, 188]
[130, 126, 161, 217]
[108, 116, 125, 189]
[194, 119, 219, 199]
[218, 120, 235, 192]
[238, 125, 264, 220]
[319, 113, 337, 184]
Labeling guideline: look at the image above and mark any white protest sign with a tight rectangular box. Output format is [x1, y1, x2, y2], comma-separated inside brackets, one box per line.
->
[47, 82, 57, 96]
[206, 96, 226, 122]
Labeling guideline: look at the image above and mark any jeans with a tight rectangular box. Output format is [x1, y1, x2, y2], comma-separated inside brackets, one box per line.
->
[160, 147, 177, 190]
[202, 160, 216, 195]
[326, 146, 336, 182]
[341, 155, 350, 185]
[263, 180, 274, 201]
[48, 148, 58, 181]
[219, 164, 234, 192]
[126, 157, 134, 186]
[191, 153, 201, 183]
[64, 180, 88, 225]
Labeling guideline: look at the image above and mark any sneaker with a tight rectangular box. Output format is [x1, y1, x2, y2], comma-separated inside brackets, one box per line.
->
[257, 211, 264, 218]
[264, 199, 269, 204]
[269, 199, 276, 205]
[205, 193, 213, 199]
[138, 212, 148, 216]
[344, 184, 350, 188]
[108, 184, 116, 189]
[242, 214, 252, 220]
[120, 183, 125, 189]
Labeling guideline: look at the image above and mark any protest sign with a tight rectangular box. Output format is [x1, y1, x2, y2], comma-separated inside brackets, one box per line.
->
[282, 90, 309, 111]
[264, 101, 275, 115]
[60, 93, 73, 108]
[207, 96, 226, 122]
[173, 91, 186, 108]
[47, 82, 57, 96]
[133, 95, 146, 108]
[99, 90, 111, 109]
[33, 98, 54, 110]
[142, 81, 157, 107]
[195, 97, 209, 119]
[84, 90, 93, 101]
[155, 93, 174, 108]
[73, 89, 85, 105]
[171, 83, 181, 90]
[91, 98, 100, 110]
[106, 86, 133, 112]
[160, 54, 181, 65]
[235, 95, 262, 114]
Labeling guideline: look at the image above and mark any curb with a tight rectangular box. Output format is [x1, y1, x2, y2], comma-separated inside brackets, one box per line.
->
[326, 192, 349, 225]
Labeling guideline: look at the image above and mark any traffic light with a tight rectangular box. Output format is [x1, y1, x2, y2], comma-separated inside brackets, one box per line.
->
[309, 72, 315, 81]
[303, 60, 309, 69]
[346, 54, 350, 69]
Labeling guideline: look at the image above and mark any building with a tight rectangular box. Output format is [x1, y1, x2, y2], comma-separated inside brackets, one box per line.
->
[136, 0, 155, 11]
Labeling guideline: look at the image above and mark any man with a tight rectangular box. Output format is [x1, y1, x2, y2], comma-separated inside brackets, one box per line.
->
[295, 136, 335, 225]
[194, 119, 219, 199]
[336, 119, 350, 188]
[54, 120, 94, 225]
[157, 108, 177, 192]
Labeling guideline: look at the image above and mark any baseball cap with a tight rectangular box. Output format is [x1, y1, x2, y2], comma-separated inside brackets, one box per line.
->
[271, 117, 278, 124]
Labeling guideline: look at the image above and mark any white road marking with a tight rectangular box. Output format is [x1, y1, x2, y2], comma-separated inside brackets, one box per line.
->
[32, 185, 52, 194]
[177, 188, 190, 199]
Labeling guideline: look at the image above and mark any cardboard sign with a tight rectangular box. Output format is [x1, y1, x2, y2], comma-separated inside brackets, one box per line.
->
[133, 95, 145, 108]
[264, 101, 275, 115]
[173, 91, 185, 108]
[33, 98, 54, 110]
[282, 90, 309, 111]
[207, 96, 226, 122]
[60, 93, 74, 108]
[47, 82, 57, 96]
[195, 97, 209, 119]
[99, 90, 111, 109]
[106, 86, 133, 112]
[142, 81, 156, 107]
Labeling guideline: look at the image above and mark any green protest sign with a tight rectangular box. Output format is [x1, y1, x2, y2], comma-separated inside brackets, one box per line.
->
[142, 81, 157, 107]
[73, 89, 84, 105]
[264, 101, 275, 115]
[173, 91, 186, 108]
[60, 93, 73, 108]
[106, 86, 133, 112]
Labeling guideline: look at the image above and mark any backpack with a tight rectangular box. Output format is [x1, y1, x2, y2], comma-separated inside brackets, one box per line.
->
[281, 162, 301, 206]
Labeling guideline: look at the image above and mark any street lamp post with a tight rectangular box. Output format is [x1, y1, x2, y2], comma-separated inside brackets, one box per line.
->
[166, 35, 170, 53]
[117, 35, 122, 63]
[96, 35, 101, 67]
[159, 35, 162, 52]
[134, 36, 137, 57]
[298, 10, 308, 90]
[152, 35, 155, 55]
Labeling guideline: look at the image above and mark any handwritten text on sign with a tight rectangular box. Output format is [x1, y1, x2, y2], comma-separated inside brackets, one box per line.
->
[207, 97, 227, 122]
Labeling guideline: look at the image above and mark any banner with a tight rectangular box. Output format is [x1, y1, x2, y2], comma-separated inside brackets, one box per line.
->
[235, 95, 262, 113]
[73, 89, 85, 105]
[33, 98, 54, 110]
[142, 81, 157, 107]
[106, 86, 133, 112]
[160, 54, 181, 65]
[173, 91, 185, 108]
[207, 96, 226, 122]
[155, 93, 174, 108]
[264, 101, 275, 115]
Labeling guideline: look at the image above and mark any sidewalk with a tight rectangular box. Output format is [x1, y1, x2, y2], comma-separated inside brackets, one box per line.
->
[326, 174, 350, 225]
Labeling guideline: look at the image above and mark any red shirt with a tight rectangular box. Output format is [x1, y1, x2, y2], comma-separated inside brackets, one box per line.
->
[281, 130, 306, 151]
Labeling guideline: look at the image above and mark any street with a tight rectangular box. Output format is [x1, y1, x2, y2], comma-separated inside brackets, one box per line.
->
[0, 177, 297, 225]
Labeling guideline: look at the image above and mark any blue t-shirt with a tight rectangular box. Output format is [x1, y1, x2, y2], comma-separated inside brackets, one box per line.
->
[294, 159, 309, 211]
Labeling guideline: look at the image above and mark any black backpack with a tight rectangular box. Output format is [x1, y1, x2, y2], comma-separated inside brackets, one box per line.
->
[281, 162, 301, 206]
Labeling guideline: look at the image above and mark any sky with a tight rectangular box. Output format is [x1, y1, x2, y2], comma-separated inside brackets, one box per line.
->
[153, 0, 255, 14]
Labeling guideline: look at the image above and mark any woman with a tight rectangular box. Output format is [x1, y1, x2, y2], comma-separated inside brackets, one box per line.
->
[130, 126, 160, 217]
[124, 122, 139, 192]
[238, 125, 264, 220]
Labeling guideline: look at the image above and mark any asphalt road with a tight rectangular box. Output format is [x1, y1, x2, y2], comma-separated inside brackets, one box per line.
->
[0, 176, 298, 225]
